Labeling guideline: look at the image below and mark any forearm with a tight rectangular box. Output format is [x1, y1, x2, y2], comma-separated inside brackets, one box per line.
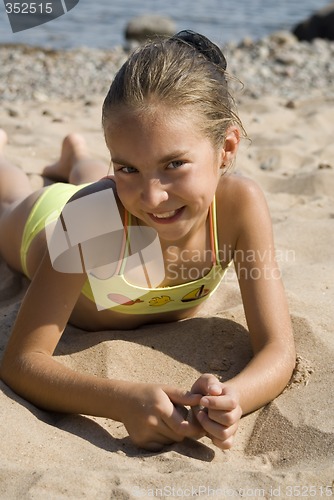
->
[225, 341, 296, 415]
[0, 352, 128, 422]
[1, 351, 205, 450]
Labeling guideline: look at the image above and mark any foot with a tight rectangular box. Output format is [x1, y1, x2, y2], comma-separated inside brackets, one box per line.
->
[0, 129, 8, 153]
[42, 133, 89, 182]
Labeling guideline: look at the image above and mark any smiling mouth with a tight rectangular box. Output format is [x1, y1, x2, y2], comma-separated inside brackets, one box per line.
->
[152, 210, 177, 218]
[149, 207, 184, 222]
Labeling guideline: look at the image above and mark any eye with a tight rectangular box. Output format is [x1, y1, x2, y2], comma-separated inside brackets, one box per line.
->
[167, 160, 184, 170]
[118, 166, 138, 174]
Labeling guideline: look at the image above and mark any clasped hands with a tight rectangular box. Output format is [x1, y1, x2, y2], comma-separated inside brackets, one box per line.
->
[121, 373, 242, 451]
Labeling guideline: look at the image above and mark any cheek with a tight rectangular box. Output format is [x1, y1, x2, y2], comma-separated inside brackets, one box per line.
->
[114, 179, 135, 209]
[115, 177, 134, 194]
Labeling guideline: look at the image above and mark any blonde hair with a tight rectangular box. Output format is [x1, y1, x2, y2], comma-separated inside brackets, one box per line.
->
[102, 31, 244, 148]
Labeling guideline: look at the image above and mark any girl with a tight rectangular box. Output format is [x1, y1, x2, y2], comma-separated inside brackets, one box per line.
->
[0, 31, 295, 451]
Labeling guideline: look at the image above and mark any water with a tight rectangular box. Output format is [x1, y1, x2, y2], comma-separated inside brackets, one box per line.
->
[0, 0, 331, 50]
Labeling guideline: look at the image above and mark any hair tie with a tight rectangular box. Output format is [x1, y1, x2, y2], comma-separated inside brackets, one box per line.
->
[172, 30, 227, 70]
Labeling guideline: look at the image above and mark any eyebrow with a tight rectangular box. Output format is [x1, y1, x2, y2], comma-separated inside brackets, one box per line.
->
[111, 150, 189, 167]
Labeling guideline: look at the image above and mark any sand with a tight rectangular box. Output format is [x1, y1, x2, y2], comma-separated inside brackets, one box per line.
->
[0, 91, 333, 499]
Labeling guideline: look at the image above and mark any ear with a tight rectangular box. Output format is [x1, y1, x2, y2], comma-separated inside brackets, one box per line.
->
[220, 126, 240, 169]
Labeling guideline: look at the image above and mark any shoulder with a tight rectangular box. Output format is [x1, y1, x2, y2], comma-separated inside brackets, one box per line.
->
[65, 176, 125, 215]
[217, 172, 266, 206]
[215, 173, 272, 253]
[67, 176, 117, 202]
[216, 173, 270, 223]
[60, 177, 126, 228]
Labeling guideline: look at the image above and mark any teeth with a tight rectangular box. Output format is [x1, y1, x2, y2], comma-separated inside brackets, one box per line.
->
[152, 210, 177, 219]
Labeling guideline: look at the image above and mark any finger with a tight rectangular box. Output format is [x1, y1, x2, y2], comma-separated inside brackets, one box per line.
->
[174, 403, 189, 420]
[130, 424, 181, 451]
[200, 392, 239, 412]
[141, 441, 165, 452]
[144, 418, 206, 451]
[186, 408, 207, 438]
[191, 373, 222, 396]
[141, 434, 177, 452]
[192, 393, 242, 431]
[134, 418, 185, 450]
[207, 405, 243, 427]
[164, 386, 203, 407]
[196, 409, 239, 443]
[174, 404, 204, 438]
[162, 401, 204, 439]
[211, 434, 235, 450]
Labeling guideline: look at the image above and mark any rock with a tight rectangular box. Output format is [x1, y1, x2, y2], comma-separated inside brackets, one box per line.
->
[285, 100, 297, 109]
[293, 2, 334, 41]
[239, 37, 254, 48]
[274, 51, 303, 66]
[269, 31, 298, 46]
[318, 162, 333, 169]
[125, 14, 176, 43]
[6, 107, 20, 117]
[1, 33, 334, 104]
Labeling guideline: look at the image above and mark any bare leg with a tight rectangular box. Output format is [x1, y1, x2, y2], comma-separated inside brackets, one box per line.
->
[0, 131, 108, 274]
[0, 130, 33, 215]
[42, 133, 109, 185]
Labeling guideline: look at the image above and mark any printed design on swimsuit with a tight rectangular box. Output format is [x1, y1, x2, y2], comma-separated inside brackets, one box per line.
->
[107, 293, 144, 306]
[181, 284, 210, 302]
[149, 295, 173, 307]
[87, 266, 224, 313]
[146, 285, 210, 307]
[106, 285, 212, 309]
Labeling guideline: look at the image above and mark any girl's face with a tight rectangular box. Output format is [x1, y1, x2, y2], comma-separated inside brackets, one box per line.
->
[105, 106, 224, 243]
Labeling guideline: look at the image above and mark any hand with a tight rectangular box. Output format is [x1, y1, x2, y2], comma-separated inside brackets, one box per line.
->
[119, 382, 204, 451]
[191, 374, 242, 450]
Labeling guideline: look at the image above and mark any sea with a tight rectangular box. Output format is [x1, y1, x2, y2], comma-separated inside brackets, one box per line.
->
[0, 0, 331, 50]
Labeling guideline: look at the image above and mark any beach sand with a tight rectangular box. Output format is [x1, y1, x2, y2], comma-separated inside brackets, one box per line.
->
[0, 91, 333, 499]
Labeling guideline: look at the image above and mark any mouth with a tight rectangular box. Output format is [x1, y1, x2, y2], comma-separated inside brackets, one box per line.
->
[148, 207, 185, 223]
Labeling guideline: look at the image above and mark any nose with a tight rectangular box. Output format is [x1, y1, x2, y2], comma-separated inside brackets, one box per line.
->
[140, 177, 169, 210]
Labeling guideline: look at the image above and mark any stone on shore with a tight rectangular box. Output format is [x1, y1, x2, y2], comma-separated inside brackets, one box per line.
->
[125, 15, 176, 43]
[293, 2, 334, 41]
[1, 30, 334, 103]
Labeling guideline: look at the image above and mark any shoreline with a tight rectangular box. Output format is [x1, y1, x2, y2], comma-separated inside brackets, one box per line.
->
[1, 32, 334, 104]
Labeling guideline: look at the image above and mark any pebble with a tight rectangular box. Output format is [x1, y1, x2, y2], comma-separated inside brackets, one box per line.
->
[1, 31, 334, 103]
[318, 162, 333, 169]
[224, 33, 334, 100]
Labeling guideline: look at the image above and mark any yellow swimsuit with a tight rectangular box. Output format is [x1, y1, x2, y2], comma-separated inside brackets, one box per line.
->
[21, 182, 229, 314]
[20, 182, 90, 278]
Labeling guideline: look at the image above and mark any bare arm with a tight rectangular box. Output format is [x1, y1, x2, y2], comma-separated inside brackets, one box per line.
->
[0, 250, 111, 416]
[230, 179, 295, 411]
[0, 250, 202, 450]
[192, 178, 295, 448]
[232, 185, 295, 413]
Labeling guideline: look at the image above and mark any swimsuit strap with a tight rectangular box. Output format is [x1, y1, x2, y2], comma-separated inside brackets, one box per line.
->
[209, 195, 220, 266]
[101, 167, 221, 273]
[100, 175, 129, 275]
[119, 196, 220, 272]
[118, 211, 153, 287]
[100, 176, 220, 265]
[118, 210, 130, 275]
